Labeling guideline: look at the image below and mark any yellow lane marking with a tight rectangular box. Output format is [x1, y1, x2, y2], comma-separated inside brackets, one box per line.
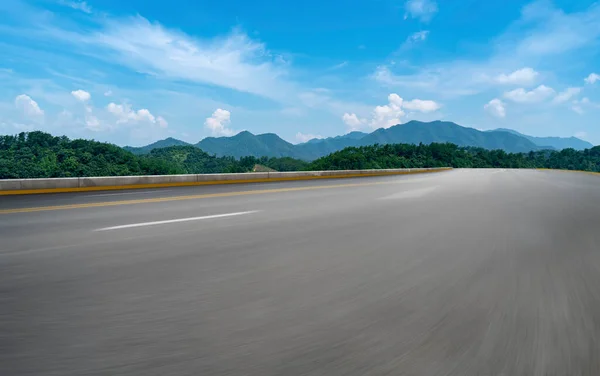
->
[0, 179, 408, 215]
[0, 169, 449, 196]
[536, 168, 600, 176]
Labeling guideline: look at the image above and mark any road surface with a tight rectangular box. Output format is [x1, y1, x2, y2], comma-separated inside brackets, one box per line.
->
[1, 169, 600, 375]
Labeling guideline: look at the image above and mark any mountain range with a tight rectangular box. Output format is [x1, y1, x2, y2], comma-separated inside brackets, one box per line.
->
[489, 128, 594, 151]
[124, 121, 594, 161]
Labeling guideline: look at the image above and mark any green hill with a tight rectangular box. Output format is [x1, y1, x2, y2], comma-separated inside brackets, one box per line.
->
[196, 131, 300, 159]
[0, 131, 170, 178]
[143, 145, 243, 173]
[124, 137, 191, 155]
[0, 132, 305, 179]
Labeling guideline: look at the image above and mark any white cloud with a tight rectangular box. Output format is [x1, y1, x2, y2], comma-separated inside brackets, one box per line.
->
[85, 115, 102, 131]
[574, 131, 588, 139]
[14, 94, 44, 118]
[572, 97, 600, 112]
[484, 98, 506, 118]
[343, 93, 440, 130]
[330, 61, 348, 70]
[401, 31, 429, 49]
[371, 93, 405, 129]
[404, 0, 438, 22]
[372, 65, 481, 98]
[71, 89, 91, 102]
[373, 3, 600, 98]
[60, 1, 92, 13]
[104, 90, 113, 96]
[205, 108, 235, 136]
[84, 17, 293, 101]
[494, 68, 539, 86]
[295, 132, 323, 143]
[571, 105, 584, 115]
[503, 85, 555, 103]
[342, 113, 367, 131]
[515, 2, 600, 57]
[552, 87, 581, 104]
[403, 98, 440, 112]
[157, 116, 168, 128]
[135, 108, 155, 123]
[107, 103, 161, 124]
[409, 30, 429, 42]
[585, 73, 600, 84]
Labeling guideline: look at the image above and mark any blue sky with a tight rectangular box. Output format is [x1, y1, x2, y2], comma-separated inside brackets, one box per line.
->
[1, 0, 599, 146]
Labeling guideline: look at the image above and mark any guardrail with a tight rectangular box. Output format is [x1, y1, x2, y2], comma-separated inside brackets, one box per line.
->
[0, 167, 451, 195]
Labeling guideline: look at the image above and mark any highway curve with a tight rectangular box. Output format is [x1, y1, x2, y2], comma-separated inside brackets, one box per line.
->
[1, 169, 600, 375]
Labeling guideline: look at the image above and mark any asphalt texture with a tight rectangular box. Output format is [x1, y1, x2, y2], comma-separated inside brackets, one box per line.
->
[1, 169, 600, 375]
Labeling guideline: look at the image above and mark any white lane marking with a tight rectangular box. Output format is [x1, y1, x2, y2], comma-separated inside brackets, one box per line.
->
[380, 186, 438, 200]
[95, 211, 259, 231]
[83, 189, 174, 197]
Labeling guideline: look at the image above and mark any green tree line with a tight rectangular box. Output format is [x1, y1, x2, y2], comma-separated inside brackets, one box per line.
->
[1, 131, 598, 179]
[308, 143, 600, 172]
[0, 132, 309, 179]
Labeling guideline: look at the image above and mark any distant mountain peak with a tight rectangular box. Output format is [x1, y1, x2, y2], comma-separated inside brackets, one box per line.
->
[123, 137, 191, 155]
[236, 130, 254, 136]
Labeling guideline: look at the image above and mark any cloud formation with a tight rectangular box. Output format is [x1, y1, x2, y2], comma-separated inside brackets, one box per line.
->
[552, 87, 581, 104]
[61, 0, 92, 14]
[157, 116, 168, 128]
[374, 2, 600, 100]
[107, 103, 163, 125]
[342, 113, 366, 131]
[371, 94, 405, 129]
[403, 98, 441, 112]
[71, 89, 91, 102]
[205, 109, 235, 136]
[494, 68, 538, 86]
[503, 85, 555, 103]
[585, 73, 599, 84]
[85, 115, 102, 131]
[401, 31, 430, 49]
[14, 94, 44, 118]
[86, 17, 293, 101]
[404, 0, 438, 22]
[343, 93, 440, 131]
[484, 99, 506, 118]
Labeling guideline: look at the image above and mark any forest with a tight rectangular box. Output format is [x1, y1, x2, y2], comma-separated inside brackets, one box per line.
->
[308, 143, 600, 172]
[0, 131, 598, 179]
[0, 132, 309, 178]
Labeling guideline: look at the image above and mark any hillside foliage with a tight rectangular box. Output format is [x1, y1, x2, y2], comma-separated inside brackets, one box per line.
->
[0, 132, 598, 179]
[309, 143, 600, 172]
[0, 132, 308, 179]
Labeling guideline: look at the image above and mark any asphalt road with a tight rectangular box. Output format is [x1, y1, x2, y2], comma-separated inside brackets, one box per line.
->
[2, 169, 600, 375]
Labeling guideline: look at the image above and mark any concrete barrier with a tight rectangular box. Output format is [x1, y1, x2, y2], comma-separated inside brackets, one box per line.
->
[79, 174, 198, 188]
[0, 168, 451, 195]
[18, 178, 80, 190]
